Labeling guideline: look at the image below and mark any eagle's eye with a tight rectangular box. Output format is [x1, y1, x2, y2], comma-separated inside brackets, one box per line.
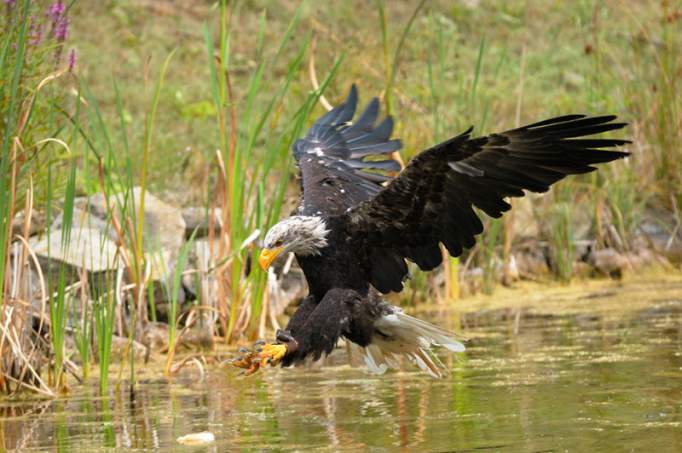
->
[273, 239, 284, 247]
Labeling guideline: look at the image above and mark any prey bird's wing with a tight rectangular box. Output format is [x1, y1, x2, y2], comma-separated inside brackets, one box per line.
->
[343, 115, 630, 293]
[294, 85, 402, 216]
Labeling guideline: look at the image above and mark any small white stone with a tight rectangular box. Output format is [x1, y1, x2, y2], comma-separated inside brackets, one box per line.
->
[177, 432, 215, 446]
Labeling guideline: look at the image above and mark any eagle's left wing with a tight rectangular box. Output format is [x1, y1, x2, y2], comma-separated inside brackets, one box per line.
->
[342, 115, 630, 293]
[294, 85, 402, 216]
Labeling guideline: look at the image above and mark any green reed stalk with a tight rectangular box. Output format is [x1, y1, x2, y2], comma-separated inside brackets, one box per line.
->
[55, 159, 77, 388]
[165, 232, 195, 375]
[205, 0, 331, 342]
[50, 267, 67, 388]
[653, 7, 681, 205]
[94, 289, 116, 394]
[77, 48, 174, 386]
[74, 297, 92, 380]
[134, 49, 176, 299]
[0, 0, 30, 312]
[376, 0, 427, 116]
[547, 201, 575, 283]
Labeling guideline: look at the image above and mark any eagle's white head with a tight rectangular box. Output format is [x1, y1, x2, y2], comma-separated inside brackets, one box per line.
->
[259, 216, 330, 270]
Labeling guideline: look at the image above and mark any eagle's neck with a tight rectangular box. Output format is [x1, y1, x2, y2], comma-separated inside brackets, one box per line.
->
[296, 218, 370, 299]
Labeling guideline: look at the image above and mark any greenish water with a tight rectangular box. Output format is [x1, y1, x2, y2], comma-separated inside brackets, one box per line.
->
[1, 280, 681, 452]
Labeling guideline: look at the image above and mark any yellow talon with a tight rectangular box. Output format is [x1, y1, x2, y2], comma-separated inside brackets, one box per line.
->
[258, 343, 288, 367]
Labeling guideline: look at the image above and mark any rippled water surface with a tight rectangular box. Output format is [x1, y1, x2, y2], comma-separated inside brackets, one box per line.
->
[2, 278, 681, 452]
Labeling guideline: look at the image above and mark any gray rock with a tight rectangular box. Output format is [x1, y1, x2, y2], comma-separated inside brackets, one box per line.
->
[26, 226, 122, 303]
[513, 248, 550, 277]
[50, 206, 110, 236]
[83, 187, 187, 281]
[181, 207, 222, 239]
[573, 203, 597, 241]
[110, 335, 147, 361]
[639, 208, 682, 260]
[179, 326, 214, 350]
[588, 248, 630, 278]
[28, 226, 120, 273]
[141, 322, 169, 351]
[11, 209, 45, 239]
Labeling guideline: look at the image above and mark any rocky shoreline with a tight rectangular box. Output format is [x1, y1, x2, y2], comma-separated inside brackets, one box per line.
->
[7, 187, 682, 358]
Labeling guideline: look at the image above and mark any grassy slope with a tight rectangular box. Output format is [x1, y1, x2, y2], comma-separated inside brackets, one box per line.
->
[70, 0, 678, 195]
[69, 0, 680, 250]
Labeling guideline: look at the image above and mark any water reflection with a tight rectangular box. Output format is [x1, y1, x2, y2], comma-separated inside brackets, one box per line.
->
[1, 280, 681, 452]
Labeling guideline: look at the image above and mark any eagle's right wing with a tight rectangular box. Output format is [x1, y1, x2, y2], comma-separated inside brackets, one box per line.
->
[294, 85, 402, 216]
[343, 115, 630, 293]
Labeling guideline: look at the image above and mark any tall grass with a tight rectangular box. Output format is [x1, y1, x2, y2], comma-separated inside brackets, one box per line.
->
[376, 0, 427, 116]
[73, 275, 92, 380]
[93, 278, 117, 395]
[66, 54, 176, 391]
[547, 202, 575, 283]
[203, 0, 345, 343]
[46, 154, 77, 390]
[0, 0, 31, 314]
[0, 0, 30, 392]
[164, 232, 195, 376]
[648, 5, 681, 206]
[1, 0, 76, 394]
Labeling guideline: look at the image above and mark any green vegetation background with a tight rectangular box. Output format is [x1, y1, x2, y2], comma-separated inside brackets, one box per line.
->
[71, 0, 678, 205]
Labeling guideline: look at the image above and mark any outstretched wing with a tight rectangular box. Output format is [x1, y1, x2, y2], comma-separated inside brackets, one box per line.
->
[344, 115, 630, 293]
[294, 85, 402, 216]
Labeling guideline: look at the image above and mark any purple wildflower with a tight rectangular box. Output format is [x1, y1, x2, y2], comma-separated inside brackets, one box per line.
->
[55, 17, 68, 41]
[47, 1, 64, 22]
[67, 48, 76, 72]
[5, 0, 16, 7]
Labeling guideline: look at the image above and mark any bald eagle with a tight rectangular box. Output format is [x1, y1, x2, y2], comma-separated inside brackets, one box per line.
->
[244, 85, 629, 377]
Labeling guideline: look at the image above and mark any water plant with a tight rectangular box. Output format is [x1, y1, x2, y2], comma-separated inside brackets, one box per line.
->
[164, 232, 195, 376]
[93, 281, 116, 395]
[73, 279, 92, 380]
[547, 201, 575, 283]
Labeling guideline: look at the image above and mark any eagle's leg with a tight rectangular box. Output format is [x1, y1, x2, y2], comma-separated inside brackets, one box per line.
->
[276, 295, 317, 341]
[251, 295, 317, 369]
[280, 288, 364, 367]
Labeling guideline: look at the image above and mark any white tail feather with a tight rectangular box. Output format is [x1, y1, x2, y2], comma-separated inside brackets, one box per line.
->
[349, 307, 467, 378]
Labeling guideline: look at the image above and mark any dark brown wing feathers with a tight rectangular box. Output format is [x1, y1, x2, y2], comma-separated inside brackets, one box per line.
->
[345, 114, 630, 293]
[294, 85, 402, 215]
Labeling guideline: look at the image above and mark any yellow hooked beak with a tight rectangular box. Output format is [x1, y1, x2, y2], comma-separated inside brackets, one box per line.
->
[258, 247, 284, 271]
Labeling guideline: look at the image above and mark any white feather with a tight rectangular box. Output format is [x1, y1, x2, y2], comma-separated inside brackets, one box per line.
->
[350, 306, 467, 378]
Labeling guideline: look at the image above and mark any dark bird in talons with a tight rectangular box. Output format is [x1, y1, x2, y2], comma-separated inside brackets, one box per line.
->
[249, 84, 630, 377]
